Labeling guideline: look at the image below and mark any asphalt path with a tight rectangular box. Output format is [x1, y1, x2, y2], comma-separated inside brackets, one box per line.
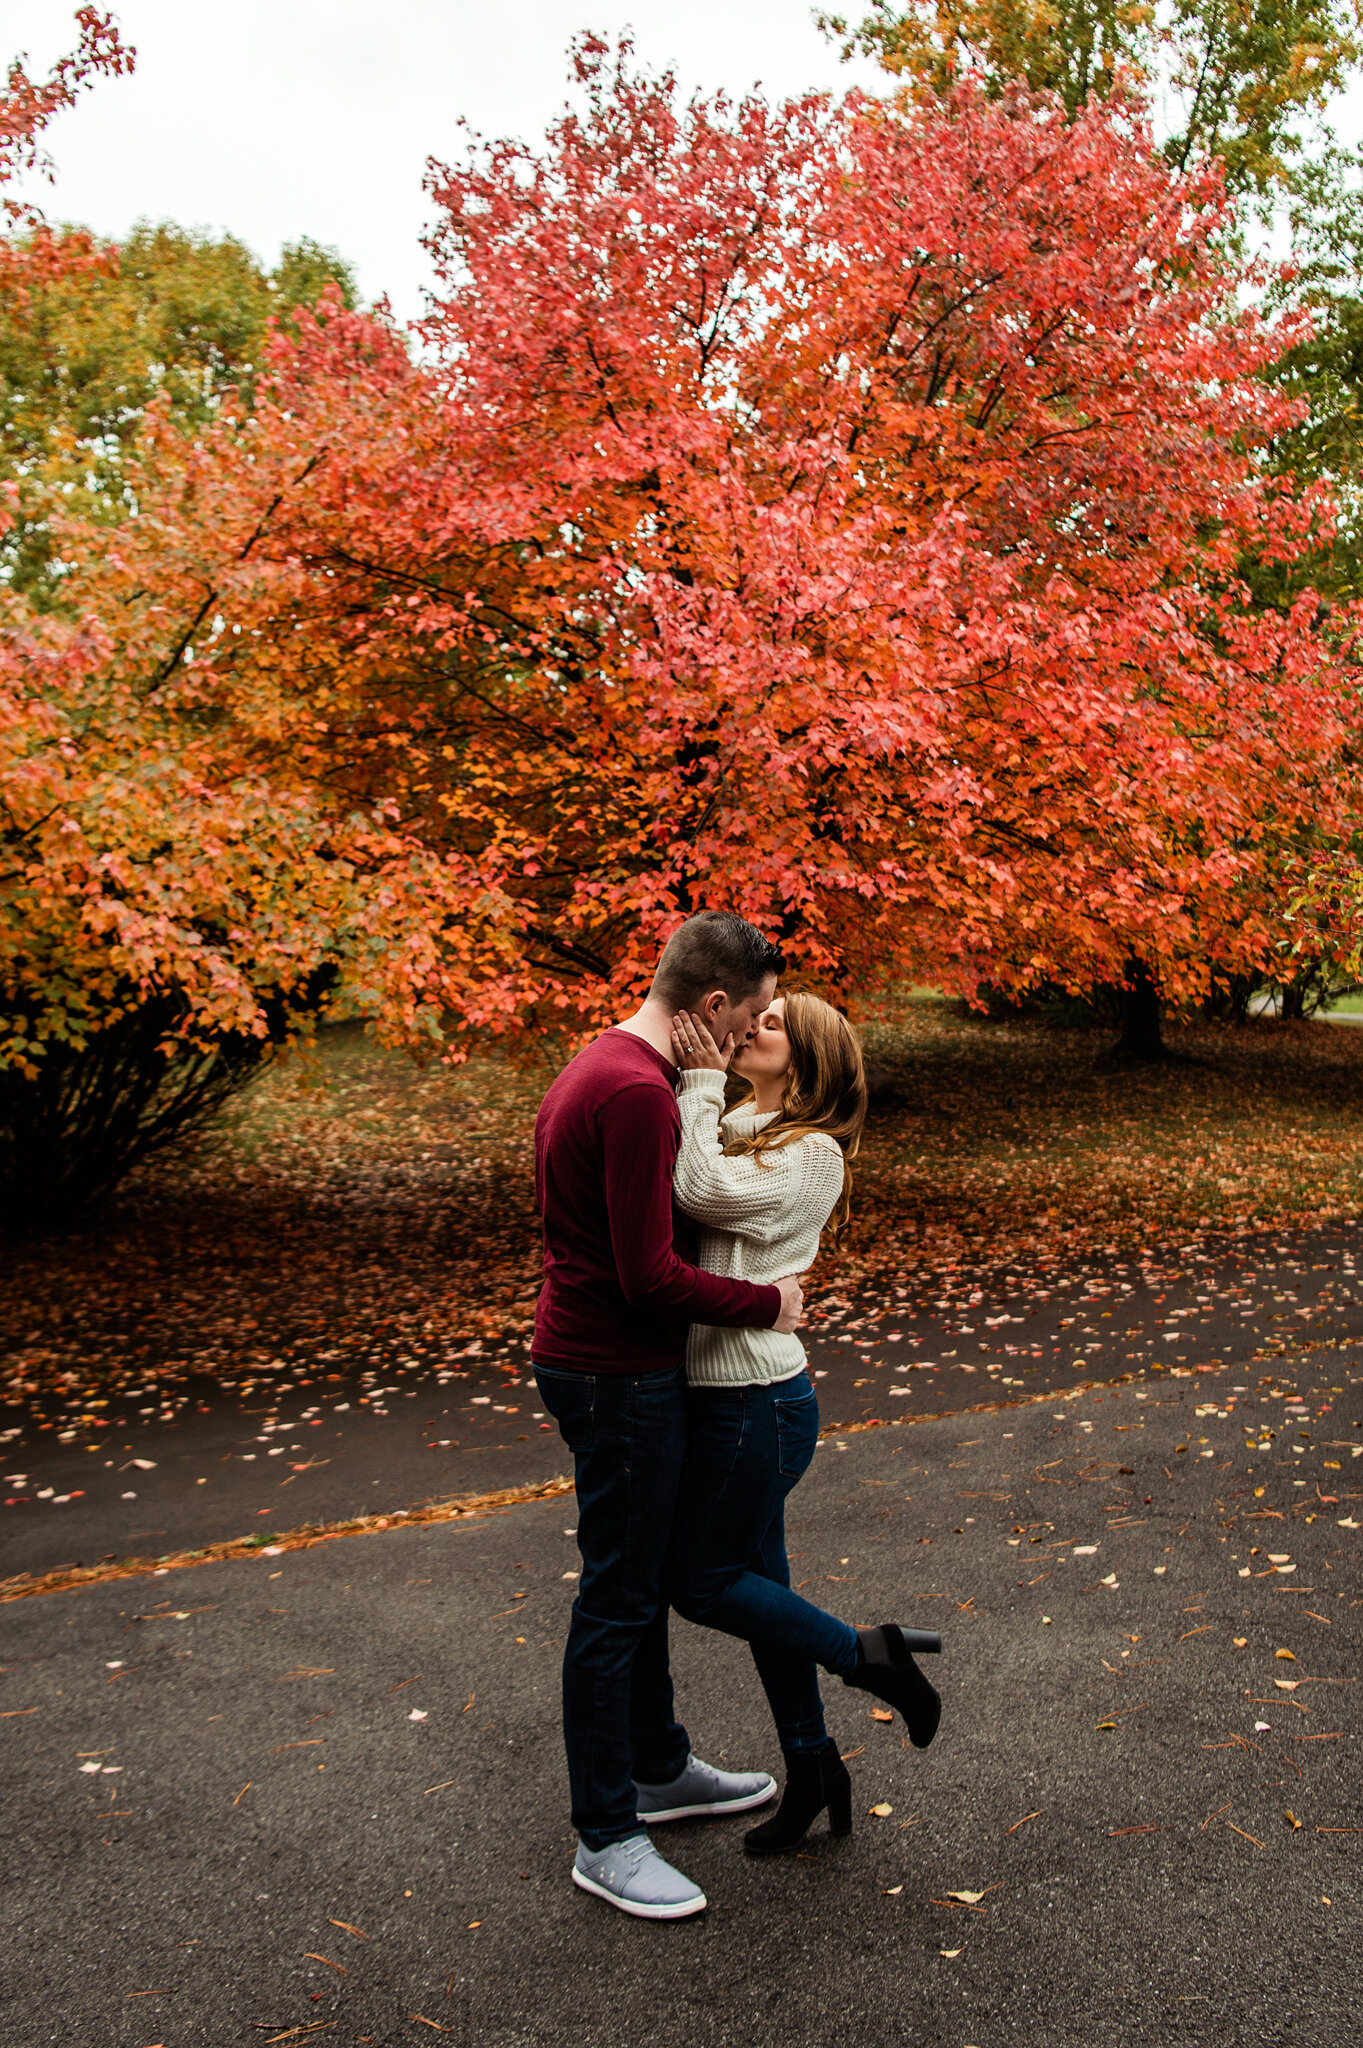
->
[4, 1365, 1360, 2046]
[5, 1223, 1363, 1578]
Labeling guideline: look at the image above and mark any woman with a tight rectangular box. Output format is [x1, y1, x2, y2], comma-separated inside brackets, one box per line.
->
[666, 993, 942, 1854]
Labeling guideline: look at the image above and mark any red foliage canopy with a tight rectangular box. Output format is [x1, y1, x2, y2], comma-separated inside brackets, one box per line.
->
[398, 44, 1356, 1021]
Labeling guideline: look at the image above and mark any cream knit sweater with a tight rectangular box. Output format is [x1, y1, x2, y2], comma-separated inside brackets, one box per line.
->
[673, 1068, 845, 1386]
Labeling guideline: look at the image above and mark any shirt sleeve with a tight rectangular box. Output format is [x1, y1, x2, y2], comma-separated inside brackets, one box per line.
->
[597, 1079, 783, 1330]
[672, 1069, 846, 1244]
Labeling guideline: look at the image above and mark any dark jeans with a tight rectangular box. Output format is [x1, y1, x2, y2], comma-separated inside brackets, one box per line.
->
[533, 1361, 692, 1850]
[667, 1374, 860, 1753]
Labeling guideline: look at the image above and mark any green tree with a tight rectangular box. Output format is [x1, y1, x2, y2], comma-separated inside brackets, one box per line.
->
[0, 221, 356, 596]
[1261, 150, 1363, 588]
[824, 0, 1363, 195]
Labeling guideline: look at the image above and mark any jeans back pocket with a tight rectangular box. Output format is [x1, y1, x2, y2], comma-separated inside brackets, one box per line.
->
[533, 1363, 596, 1455]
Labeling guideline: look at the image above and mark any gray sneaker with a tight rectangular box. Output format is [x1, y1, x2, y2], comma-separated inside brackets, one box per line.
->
[634, 1753, 777, 1824]
[572, 1832, 707, 1919]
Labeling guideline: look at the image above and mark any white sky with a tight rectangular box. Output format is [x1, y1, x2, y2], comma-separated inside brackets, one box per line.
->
[3, 2, 884, 324]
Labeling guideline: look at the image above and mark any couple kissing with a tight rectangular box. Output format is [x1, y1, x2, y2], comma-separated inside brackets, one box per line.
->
[532, 910, 943, 1920]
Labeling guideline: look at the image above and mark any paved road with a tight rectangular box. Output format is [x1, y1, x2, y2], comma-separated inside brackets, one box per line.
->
[4, 1367, 1360, 2046]
[6, 1224, 1363, 1579]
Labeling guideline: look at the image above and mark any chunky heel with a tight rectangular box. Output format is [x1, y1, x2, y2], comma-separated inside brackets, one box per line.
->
[844, 1622, 944, 1749]
[744, 1741, 852, 1856]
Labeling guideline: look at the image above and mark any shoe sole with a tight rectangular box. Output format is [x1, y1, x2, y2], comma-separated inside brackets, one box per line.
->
[639, 1782, 778, 1824]
[572, 1867, 707, 1919]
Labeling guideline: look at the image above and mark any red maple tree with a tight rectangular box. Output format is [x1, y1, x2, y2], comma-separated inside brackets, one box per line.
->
[276, 36, 1352, 1028]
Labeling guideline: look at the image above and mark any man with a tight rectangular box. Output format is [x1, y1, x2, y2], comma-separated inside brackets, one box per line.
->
[532, 910, 804, 1919]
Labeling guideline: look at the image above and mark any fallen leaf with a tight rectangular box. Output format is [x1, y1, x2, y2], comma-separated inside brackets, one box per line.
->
[1274, 1680, 1299, 1692]
[869, 1802, 893, 1817]
[1276, 1649, 1297, 1662]
[1286, 1811, 1302, 1831]
[1232, 1637, 1247, 1647]
[869, 1708, 894, 1723]
[945, 1889, 987, 1905]
[881, 1884, 903, 1894]
[940, 1947, 964, 1957]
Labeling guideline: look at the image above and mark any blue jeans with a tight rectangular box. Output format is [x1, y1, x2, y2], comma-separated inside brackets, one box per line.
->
[666, 1374, 859, 1754]
[533, 1362, 692, 1851]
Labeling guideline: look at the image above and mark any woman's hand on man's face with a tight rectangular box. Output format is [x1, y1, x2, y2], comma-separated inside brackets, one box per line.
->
[670, 1010, 733, 1072]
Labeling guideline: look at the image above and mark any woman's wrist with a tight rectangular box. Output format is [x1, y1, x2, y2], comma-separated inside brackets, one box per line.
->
[677, 1067, 727, 1096]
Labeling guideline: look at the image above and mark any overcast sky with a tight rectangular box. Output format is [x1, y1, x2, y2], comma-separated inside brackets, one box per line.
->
[4, 2, 883, 323]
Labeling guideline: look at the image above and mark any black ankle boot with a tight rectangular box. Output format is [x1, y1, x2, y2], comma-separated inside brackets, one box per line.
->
[845, 1625, 943, 1748]
[743, 1740, 853, 1856]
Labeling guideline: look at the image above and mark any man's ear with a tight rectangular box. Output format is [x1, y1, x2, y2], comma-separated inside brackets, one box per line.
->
[699, 989, 728, 1025]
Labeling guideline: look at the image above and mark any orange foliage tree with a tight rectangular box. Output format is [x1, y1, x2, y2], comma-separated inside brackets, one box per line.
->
[0, 311, 529, 1221]
[0, 21, 516, 1223]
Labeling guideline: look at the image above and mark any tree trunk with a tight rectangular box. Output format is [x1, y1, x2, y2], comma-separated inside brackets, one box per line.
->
[1113, 958, 1165, 1062]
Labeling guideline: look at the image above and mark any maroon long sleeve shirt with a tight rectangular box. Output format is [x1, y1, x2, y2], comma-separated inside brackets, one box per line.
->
[531, 1028, 782, 1373]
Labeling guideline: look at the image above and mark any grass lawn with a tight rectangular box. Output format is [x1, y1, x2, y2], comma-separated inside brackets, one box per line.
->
[4, 1002, 1363, 1411]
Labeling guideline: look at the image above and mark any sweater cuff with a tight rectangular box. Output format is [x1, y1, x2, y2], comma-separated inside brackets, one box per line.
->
[676, 1068, 728, 1101]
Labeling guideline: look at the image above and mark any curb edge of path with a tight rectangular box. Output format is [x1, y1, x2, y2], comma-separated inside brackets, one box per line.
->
[0, 1366, 1217, 1605]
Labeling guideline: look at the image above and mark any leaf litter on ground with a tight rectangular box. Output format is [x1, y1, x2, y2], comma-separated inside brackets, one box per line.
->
[11, 1005, 1363, 1446]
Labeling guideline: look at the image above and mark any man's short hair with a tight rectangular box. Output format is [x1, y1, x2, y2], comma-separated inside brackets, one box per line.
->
[649, 911, 785, 1011]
